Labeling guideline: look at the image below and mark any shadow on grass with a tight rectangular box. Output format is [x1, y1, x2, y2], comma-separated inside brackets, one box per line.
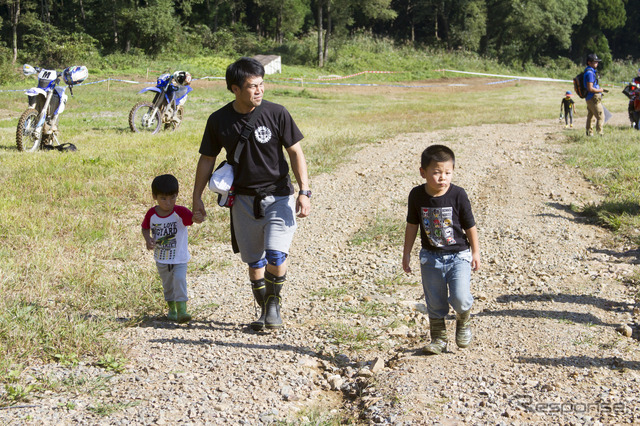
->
[581, 200, 640, 225]
[544, 202, 584, 218]
[545, 200, 640, 228]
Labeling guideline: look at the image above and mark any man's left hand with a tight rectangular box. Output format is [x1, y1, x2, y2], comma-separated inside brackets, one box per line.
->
[296, 195, 311, 218]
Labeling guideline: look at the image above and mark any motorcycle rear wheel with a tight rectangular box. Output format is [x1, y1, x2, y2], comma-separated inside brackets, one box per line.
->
[164, 106, 184, 132]
[16, 108, 41, 152]
[129, 102, 162, 134]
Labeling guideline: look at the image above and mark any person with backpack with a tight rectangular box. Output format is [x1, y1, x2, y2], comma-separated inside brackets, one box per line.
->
[583, 53, 606, 136]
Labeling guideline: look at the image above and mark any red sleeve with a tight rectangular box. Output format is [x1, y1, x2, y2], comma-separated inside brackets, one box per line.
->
[141, 207, 156, 229]
[175, 205, 194, 226]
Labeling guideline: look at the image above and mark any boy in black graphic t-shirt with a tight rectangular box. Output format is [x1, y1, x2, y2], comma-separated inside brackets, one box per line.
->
[402, 145, 481, 355]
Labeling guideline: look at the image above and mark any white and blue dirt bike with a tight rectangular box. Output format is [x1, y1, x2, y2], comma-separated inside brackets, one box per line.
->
[16, 64, 88, 152]
[129, 71, 192, 134]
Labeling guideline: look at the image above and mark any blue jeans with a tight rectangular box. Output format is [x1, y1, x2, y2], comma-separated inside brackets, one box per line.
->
[419, 249, 474, 318]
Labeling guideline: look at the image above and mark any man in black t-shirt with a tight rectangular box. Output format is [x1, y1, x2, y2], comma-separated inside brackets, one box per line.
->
[192, 57, 311, 331]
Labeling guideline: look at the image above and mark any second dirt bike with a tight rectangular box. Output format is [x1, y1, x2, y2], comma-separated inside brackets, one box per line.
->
[16, 64, 88, 152]
[129, 71, 192, 134]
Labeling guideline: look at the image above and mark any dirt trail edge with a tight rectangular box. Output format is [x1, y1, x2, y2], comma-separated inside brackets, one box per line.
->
[4, 119, 640, 425]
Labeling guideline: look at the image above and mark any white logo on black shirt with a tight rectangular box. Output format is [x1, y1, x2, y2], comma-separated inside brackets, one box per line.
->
[254, 126, 272, 144]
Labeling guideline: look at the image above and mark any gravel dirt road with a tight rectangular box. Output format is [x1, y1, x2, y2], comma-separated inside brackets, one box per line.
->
[3, 115, 640, 425]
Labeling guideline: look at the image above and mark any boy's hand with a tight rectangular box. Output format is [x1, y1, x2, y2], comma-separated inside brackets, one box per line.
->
[402, 254, 412, 274]
[193, 211, 204, 223]
[471, 253, 481, 271]
[145, 239, 155, 250]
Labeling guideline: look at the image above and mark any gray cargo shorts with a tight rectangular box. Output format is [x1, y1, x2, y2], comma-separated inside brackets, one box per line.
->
[231, 194, 297, 264]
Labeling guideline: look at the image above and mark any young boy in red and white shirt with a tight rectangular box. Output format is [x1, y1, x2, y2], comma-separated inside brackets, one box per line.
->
[142, 174, 194, 323]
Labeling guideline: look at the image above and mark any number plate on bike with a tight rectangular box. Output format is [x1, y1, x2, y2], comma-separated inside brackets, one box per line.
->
[37, 69, 57, 81]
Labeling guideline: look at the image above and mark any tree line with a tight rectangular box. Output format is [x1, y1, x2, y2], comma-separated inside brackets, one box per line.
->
[0, 0, 637, 69]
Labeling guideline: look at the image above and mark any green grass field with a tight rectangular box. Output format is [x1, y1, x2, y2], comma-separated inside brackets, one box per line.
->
[0, 63, 637, 403]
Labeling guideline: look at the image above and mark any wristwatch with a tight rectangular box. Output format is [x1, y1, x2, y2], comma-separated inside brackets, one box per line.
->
[298, 190, 312, 198]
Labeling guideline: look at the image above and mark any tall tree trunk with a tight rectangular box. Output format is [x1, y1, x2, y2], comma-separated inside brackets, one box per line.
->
[434, 2, 439, 40]
[41, 0, 50, 24]
[208, 0, 219, 32]
[9, 0, 20, 64]
[317, 1, 323, 67]
[276, 3, 283, 44]
[78, 0, 85, 23]
[438, 0, 448, 44]
[112, 0, 118, 45]
[209, 0, 217, 32]
[408, 0, 414, 43]
[323, 0, 331, 64]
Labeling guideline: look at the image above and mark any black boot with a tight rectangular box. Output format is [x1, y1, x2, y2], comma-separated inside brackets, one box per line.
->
[250, 279, 267, 331]
[264, 272, 285, 329]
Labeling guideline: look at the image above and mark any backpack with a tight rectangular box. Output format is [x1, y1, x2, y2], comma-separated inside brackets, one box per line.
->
[573, 71, 587, 99]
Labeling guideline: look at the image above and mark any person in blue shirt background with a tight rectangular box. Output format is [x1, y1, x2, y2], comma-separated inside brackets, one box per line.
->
[583, 53, 607, 136]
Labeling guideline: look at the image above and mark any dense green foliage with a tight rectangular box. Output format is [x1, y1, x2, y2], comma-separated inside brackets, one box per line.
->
[0, 0, 638, 71]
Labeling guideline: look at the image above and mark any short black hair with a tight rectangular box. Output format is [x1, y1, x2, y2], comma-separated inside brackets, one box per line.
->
[151, 174, 179, 197]
[225, 57, 265, 92]
[421, 145, 455, 169]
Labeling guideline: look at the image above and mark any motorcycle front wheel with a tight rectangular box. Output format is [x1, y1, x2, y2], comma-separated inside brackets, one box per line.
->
[129, 102, 162, 134]
[16, 109, 41, 152]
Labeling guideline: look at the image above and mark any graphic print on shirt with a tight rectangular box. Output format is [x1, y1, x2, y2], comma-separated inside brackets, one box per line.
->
[254, 125, 272, 144]
[152, 221, 178, 261]
[421, 207, 455, 247]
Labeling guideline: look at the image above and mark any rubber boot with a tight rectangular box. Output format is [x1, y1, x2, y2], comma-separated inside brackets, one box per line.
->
[250, 279, 267, 331]
[455, 310, 473, 348]
[264, 272, 285, 329]
[167, 301, 178, 322]
[175, 301, 191, 324]
[424, 318, 447, 355]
